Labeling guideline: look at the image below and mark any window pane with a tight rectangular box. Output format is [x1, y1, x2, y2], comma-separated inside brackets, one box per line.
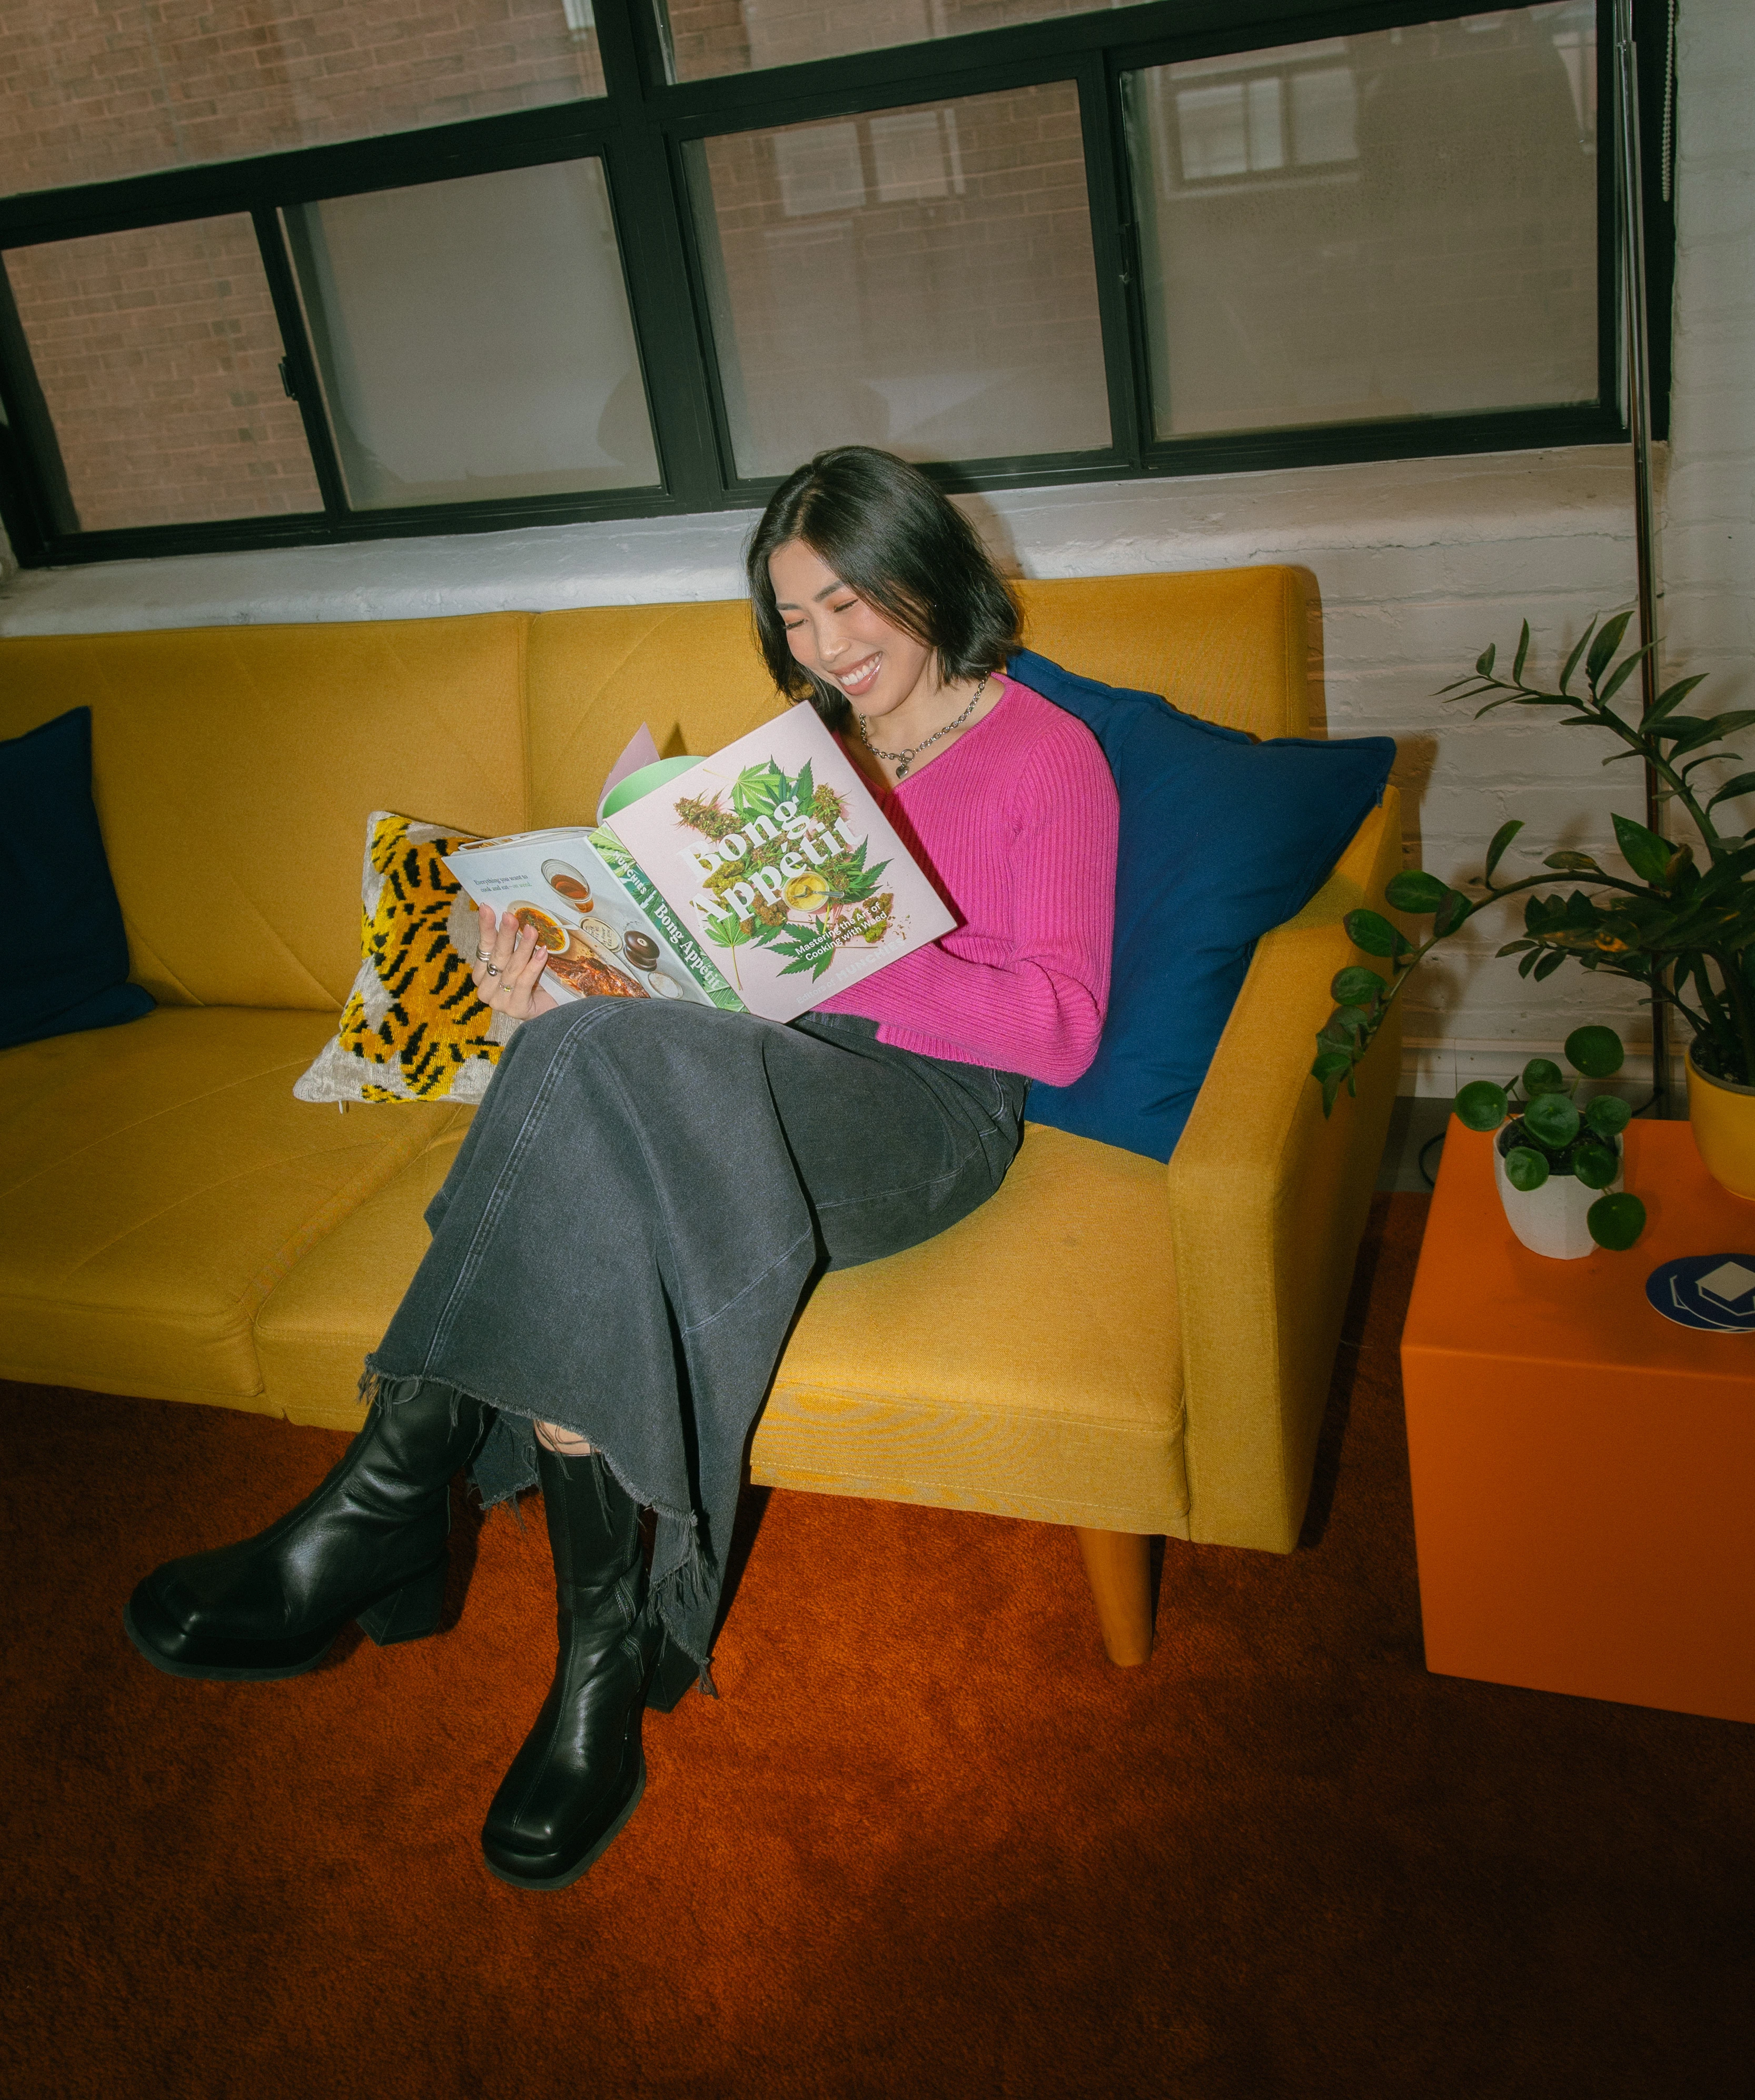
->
[1124, 7, 1600, 440]
[658, 0, 1148, 84]
[686, 83, 1110, 478]
[0, 1, 604, 196]
[284, 160, 659, 511]
[5, 216, 322, 532]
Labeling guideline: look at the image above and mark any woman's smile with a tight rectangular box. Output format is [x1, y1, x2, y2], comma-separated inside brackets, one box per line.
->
[831, 650, 883, 697]
[767, 538, 954, 738]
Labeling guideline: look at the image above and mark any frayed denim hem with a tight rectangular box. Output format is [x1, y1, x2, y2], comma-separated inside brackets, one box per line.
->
[358, 1359, 719, 1690]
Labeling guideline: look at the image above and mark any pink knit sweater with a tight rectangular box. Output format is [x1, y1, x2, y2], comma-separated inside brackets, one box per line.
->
[815, 677, 1118, 1087]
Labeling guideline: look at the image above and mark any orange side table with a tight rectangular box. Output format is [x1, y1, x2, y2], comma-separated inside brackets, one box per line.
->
[1401, 1118, 1755, 1724]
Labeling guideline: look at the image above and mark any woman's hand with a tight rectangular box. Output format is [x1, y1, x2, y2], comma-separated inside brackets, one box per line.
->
[471, 904, 560, 1022]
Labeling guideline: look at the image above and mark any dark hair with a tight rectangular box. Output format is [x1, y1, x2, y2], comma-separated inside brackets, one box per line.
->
[746, 446, 1022, 728]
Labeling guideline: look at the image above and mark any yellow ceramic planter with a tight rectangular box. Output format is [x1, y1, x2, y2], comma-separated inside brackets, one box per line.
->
[1687, 1045, 1755, 1201]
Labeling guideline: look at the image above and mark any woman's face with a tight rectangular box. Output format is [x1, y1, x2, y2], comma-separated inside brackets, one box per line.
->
[768, 539, 936, 720]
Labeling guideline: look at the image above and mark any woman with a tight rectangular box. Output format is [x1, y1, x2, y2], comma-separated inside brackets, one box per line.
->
[124, 446, 1119, 1892]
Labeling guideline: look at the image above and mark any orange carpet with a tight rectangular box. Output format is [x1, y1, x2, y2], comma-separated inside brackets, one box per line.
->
[3, 1194, 1751, 2099]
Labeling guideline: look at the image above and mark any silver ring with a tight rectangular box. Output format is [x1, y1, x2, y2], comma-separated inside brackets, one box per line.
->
[483, 963, 501, 978]
[475, 948, 492, 962]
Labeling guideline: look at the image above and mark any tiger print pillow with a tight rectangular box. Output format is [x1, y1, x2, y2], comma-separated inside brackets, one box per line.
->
[294, 811, 502, 1106]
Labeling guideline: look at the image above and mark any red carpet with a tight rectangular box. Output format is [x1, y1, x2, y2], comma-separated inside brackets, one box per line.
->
[4, 1195, 1751, 2099]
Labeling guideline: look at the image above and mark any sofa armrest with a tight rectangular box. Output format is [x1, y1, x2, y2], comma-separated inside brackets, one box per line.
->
[1164, 789, 1404, 1552]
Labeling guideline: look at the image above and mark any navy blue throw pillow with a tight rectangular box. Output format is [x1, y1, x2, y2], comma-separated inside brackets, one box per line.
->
[0, 706, 154, 1051]
[1012, 651, 1395, 1164]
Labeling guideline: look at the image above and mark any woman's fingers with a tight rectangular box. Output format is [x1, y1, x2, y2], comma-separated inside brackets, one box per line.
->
[469, 904, 550, 1019]
[468, 901, 560, 1022]
[469, 905, 501, 1000]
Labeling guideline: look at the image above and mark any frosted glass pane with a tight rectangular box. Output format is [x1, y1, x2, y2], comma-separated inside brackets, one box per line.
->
[285, 160, 659, 511]
[687, 83, 1110, 477]
[6, 215, 321, 532]
[1125, 6, 1600, 439]
[0, 1, 603, 196]
[659, 0, 1147, 82]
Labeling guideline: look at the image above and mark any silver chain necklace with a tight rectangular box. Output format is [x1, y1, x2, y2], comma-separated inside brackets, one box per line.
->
[856, 675, 989, 780]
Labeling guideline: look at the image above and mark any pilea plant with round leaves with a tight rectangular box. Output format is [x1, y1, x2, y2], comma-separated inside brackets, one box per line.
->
[1313, 610, 1755, 1133]
[1449, 1025, 1648, 1251]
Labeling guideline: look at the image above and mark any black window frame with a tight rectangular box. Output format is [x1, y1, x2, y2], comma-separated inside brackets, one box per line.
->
[0, 0, 1675, 569]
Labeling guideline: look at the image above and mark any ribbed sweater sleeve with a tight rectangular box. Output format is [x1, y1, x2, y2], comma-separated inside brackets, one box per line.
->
[814, 681, 1117, 1087]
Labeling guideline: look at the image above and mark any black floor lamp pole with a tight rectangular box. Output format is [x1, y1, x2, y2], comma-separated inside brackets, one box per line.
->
[1614, 0, 1671, 1116]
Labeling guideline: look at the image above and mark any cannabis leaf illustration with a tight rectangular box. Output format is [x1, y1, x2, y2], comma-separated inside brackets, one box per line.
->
[769, 924, 839, 980]
[701, 908, 752, 987]
[731, 761, 790, 825]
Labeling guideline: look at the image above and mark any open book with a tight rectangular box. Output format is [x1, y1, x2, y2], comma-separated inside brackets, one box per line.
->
[443, 704, 955, 1025]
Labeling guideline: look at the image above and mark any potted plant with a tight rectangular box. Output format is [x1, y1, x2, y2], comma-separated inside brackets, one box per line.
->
[1313, 611, 1755, 1201]
[1449, 1028, 1644, 1257]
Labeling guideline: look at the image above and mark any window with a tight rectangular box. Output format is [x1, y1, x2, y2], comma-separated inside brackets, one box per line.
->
[685, 83, 1110, 476]
[1124, 11, 1601, 440]
[0, 1, 1672, 566]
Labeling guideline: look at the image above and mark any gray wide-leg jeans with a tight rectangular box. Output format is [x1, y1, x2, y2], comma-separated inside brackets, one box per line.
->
[362, 1002, 1027, 1676]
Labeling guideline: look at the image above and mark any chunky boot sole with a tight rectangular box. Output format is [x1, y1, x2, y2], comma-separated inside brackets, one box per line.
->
[122, 1554, 449, 1682]
[482, 1757, 646, 1892]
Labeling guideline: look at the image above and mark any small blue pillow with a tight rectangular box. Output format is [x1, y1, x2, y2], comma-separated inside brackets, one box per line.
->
[0, 706, 155, 1051]
[1012, 651, 1394, 1163]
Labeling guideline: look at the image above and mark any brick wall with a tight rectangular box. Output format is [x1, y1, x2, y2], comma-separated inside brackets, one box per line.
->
[696, 81, 1109, 474]
[663, 0, 1128, 82]
[1137, 12, 1599, 437]
[8, 215, 321, 531]
[0, 0, 602, 196]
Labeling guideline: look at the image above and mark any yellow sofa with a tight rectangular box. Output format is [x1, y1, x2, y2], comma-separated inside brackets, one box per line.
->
[0, 568, 1401, 1661]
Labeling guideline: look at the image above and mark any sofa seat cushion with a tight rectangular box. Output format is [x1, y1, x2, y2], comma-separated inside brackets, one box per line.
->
[757, 1124, 1187, 1534]
[0, 1008, 462, 1407]
[254, 1126, 471, 1427]
[255, 1117, 1187, 1534]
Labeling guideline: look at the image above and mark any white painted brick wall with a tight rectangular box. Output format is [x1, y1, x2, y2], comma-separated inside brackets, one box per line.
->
[1, 0, 1747, 1095]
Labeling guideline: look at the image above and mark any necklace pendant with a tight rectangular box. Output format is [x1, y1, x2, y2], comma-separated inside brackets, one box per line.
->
[895, 762, 910, 780]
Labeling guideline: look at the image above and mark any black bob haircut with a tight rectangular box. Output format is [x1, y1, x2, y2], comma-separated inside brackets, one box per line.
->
[747, 446, 1022, 729]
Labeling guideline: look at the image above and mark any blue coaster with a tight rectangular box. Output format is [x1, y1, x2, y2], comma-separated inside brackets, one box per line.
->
[1646, 1253, 1755, 1331]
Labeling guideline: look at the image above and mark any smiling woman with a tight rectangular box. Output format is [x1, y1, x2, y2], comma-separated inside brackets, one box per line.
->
[748, 443, 1021, 752]
[122, 444, 1121, 1896]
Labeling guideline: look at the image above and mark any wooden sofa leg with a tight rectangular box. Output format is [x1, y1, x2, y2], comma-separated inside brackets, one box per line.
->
[1073, 1527, 1153, 1667]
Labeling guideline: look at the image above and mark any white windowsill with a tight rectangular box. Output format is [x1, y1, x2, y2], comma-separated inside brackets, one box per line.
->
[0, 442, 1642, 639]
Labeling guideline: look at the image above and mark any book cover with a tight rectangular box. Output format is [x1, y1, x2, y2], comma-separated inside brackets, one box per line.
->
[606, 705, 956, 1023]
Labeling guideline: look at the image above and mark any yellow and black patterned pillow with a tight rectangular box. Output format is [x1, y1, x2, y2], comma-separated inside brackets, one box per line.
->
[295, 811, 501, 1106]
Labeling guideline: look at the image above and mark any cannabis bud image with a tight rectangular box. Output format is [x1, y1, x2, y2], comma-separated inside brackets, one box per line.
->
[677, 757, 893, 983]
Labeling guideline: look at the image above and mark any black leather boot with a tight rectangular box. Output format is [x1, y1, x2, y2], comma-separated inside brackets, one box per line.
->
[480, 1444, 662, 1890]
[124, 1381, 491, 1681]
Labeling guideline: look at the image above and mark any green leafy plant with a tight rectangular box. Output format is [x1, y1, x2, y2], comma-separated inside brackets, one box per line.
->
[1313, 613, 1755, 1121]
[1446, 1026, 1646, 1250]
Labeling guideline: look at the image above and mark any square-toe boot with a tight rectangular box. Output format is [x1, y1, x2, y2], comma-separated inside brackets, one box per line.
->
[480, 1445, 662, 1890]
[123, 1381, 492, 1681]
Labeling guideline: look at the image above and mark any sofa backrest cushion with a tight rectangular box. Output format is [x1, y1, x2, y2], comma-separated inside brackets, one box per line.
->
[1012, 569, 1309, 740]
[525, 565, 1310, 831]
[0, 616, 530, 1009]
[526, 602, 787, 831]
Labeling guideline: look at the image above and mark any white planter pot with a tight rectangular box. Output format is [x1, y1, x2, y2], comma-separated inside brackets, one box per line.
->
[1492, 1139, 1623, 1260]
